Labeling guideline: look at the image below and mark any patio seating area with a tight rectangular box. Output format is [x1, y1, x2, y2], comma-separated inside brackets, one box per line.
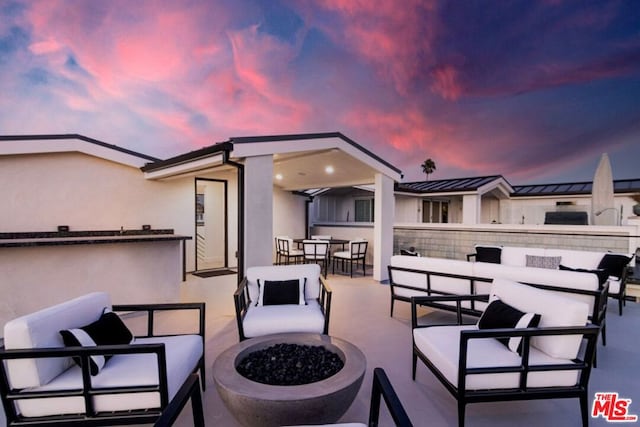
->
[164, 270, 640, 426]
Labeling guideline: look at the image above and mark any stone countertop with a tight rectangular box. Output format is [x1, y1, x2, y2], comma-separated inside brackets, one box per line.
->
[0, 233, 192, 248]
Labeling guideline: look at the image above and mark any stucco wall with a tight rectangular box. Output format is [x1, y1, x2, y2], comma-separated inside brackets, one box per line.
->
[0, 152, 239, 271]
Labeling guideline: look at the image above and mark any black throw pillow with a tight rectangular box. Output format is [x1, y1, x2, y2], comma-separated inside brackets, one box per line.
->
[559, 264, 609, 287]
[60, 311, 134, 375]
[475, 246, 502, 264]
[478, 298, 540, 355]
[257, 279, 306, 306]
[597, 254, 632, 279]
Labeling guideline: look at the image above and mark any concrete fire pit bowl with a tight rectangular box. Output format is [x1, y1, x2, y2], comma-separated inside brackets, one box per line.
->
[213, 333, 366, 427]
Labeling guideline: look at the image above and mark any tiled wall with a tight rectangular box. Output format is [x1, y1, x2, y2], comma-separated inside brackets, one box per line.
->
[394, 224, 637, 261]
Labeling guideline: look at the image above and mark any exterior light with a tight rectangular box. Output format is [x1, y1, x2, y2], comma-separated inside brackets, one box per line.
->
[275, 174, 283, 180]
[325, 166, 334, 174]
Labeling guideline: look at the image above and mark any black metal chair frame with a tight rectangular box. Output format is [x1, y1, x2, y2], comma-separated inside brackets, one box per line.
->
[233, 275, 332, 341]
[302, 240, 330, 278]
[332, 240, 368, 277]
[411, 294, 600, 427]
[368, 367, 413, 427]
[0, 302, 206, 427]
[387, 265, 608, 347]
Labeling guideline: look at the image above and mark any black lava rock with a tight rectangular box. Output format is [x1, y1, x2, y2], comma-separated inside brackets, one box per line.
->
[236, 343, 344, 386]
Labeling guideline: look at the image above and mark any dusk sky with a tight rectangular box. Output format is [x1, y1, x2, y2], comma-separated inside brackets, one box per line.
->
[1, 0, 639, 184]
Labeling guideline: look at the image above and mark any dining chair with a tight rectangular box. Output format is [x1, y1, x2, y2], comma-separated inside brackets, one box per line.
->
[277, 237, 304, 265]
[302, 239, 330, 278]
[332, 240, 368, 277]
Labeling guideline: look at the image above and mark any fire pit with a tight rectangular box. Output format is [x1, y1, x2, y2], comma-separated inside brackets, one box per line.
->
[213, 333, 366, 427]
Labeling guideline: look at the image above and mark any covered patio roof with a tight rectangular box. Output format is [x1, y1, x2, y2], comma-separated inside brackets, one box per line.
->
[142, 132, 403, 185]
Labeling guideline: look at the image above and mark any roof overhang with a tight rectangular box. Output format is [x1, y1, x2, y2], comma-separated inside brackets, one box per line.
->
[0, 134, 158, 168]
[230, 133, 403, 191]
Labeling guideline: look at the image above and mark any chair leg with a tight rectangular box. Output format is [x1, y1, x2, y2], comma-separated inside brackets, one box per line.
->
[390, 298, 395, 317]
[458, 401, 466, 427]
[580, 393, 589, 427]
[191, 380, 205, 427]
[601, 324, 606, 346]
[619, 296, 623, 316]
[412, 352, 417, 380]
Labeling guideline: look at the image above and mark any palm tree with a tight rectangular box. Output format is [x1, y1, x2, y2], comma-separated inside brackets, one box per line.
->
[421, 158, 436, 181]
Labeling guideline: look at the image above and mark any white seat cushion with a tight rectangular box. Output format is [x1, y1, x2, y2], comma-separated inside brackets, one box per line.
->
[15, 334, 203, 417]
[242, 300, 325, 338]
[608, 278, 621, 294]
[414, 325, 579, 390]
[490, 279, 589, 359]
[3, 292, 112, 389]
[246, 264, 321, 302]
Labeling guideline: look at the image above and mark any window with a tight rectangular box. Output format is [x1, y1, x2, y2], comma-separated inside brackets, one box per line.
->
[422, 199, 449, 223]
[355, 198, 374, 222]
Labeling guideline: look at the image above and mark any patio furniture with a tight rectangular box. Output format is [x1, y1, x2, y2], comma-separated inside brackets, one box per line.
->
[0, 292, 205, 426]
[276, 237, 304, 265]
[467, 245, 633, 315]
[302, 239, 330, 278]
[411, 278, 600, 427]
[233, 264, 332, 341]
[388, 255, 608, 348]
[332, 240, 368, 277]
[294, 367, 413, 427]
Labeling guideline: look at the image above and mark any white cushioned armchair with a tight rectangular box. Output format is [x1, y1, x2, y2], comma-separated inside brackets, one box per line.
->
[411, 279, 600, 427]
[234, 264, 332, 341]
[0, 292, 205, 426]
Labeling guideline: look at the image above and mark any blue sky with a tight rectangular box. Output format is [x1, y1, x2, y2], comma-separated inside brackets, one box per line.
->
[1, 0, 639, 184]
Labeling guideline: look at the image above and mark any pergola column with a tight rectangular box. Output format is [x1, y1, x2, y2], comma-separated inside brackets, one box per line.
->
[374, 173, 394, 281]
[244, 155, 274, 273]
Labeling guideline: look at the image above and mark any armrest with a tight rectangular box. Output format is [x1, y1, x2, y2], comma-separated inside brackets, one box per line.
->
[411, 294, 488, 329]
[0, 343, 171, 410]
[319, 276, 333, 335]
[466, 253, 477, 262]
[369, 367, 413, 427]
[457, 324, 600, 391]
[113, 302, 205, 338]
[233, 278, 251, 341]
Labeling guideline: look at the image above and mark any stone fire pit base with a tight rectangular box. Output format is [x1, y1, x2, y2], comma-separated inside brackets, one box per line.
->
[213, 333, 366, 427]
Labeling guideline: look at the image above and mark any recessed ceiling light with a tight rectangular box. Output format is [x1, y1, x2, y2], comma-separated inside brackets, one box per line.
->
[325, 166, 334, 174]
[275, 173, 283, 180]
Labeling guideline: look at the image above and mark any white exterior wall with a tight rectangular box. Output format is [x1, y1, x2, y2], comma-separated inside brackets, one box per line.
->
[273, 186, 306, 259]
[0, 152, 240, 272]
[395, 195, 421, 223]
[462, 194, 480, 224]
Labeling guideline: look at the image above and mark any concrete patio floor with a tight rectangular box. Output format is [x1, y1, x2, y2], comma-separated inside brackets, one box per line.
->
[169, 270, 640, 427]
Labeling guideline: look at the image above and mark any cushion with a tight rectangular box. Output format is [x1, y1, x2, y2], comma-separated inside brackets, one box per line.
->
[489, 279, 589, 359]
[3, 292, 112, 389]
[60, 311, 134, 375]
[478, 298, 540, 354]
[256, 278, 306, 306]
[246, 264, 321, 302]
[597, 253, 632, 279]
[413, 325, 580, 390]
[526, 255, 561, 269]
[15, 334, 202, 417]
[559, 265, 608, 287]
[475, 246, 502, 264]
[242, 300, 326, 338]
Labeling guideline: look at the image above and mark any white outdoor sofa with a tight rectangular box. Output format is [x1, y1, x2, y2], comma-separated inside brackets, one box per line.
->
[388, 255, 608, 346]
[467, 245, 633, 315]
[0, 292, 205, 426]
[234, 264, 332, 341]
[411, 278, 600, 427]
